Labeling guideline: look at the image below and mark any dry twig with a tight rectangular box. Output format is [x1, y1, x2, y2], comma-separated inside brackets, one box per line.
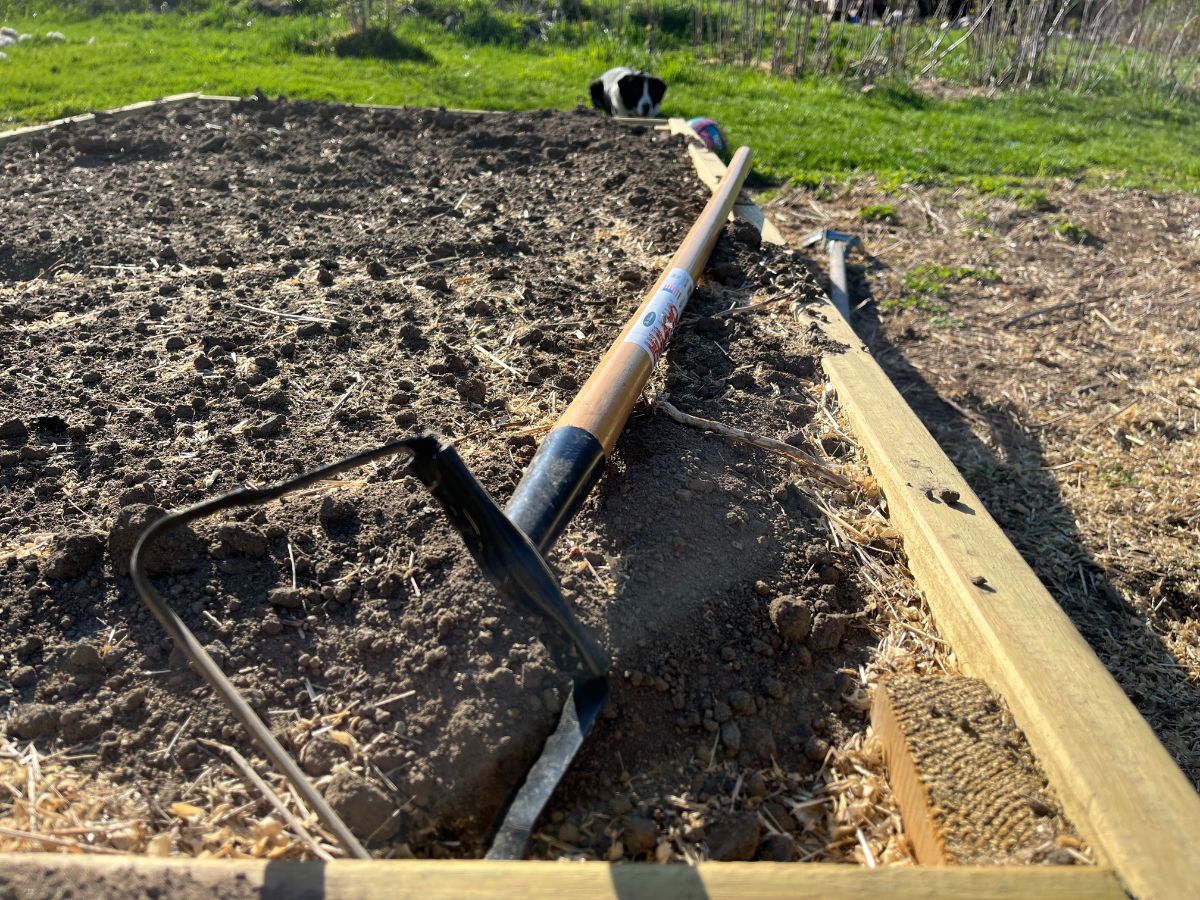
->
[654, 398, 851, 488]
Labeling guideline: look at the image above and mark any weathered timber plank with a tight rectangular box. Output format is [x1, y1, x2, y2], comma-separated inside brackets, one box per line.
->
[676, 142, 1200, 900]
[873, 674, 1083, 866]
[0, 94, 200, 142]
[0, 855, 1126, 899]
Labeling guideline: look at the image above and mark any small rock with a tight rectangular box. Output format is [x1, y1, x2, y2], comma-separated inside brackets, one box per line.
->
[741, 718, 777, 760]
[10, 666, 36, 688]
[192, 353, 214, 371]
[261, 615, 283, 636]
[64, 643, 104, 675]
[107, 504, 203, 575]
[610, 794, 634, 816]
[323, 770, 402, 841]
[817, 564, 841, 585]
[758, 832, 797, 862]
[268, 587, 302, 608]
[165, 336, 186, 351]
[300, 733, 349, 776]
[8, 703, 59, 740]
[44, 533, 104, 580]
[730, 220, 762, 251]
[939, 488, 961, 505]
[117, 484, 155, 507]
[808, 614, 848, 652]
[804, 735, 830, 762]
[728, 690, 756, 716]
[250, 414, 285, 438]
[319, 495, 356, 526]
[768, 596, 813, 643]
[317, 268, 335, 287]
[746, 771, 767, 798]
[109, 828, 139, 852]
[623, 816, 658, 856]
[217, 523, 268, 558]
[0, 420, 27, 444]
[456, 377, 486, 405]
[1028, 795, 1055, 818]
[753, 580, 772, 597]
[705, 813, 761, 861]
[367, 260, 387, 279]
[720, 721, 741, 756]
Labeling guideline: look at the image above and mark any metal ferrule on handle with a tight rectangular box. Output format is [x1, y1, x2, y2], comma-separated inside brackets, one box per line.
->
[506, 146, 753, 549]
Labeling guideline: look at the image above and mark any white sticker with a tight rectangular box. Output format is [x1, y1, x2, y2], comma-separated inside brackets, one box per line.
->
[625, 267, 695, 366]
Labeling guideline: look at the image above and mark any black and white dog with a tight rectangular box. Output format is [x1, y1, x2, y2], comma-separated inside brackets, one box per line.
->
[589, 67, 667, 118]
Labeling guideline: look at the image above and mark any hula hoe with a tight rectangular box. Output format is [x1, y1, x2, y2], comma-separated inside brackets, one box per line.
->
[131, 146, 754, 860]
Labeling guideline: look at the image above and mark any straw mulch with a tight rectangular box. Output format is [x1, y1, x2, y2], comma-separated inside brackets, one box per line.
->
[769, 178, 1200, 789]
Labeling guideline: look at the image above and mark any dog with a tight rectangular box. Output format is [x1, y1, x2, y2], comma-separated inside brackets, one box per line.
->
[589, 67, 666, 118]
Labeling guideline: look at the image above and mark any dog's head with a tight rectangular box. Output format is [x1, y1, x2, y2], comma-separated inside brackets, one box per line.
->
[618, 70, 667, 117]
[589, 67, 668, 118]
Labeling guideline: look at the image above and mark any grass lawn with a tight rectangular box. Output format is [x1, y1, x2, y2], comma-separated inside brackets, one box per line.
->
[3, 11, 1200, 191]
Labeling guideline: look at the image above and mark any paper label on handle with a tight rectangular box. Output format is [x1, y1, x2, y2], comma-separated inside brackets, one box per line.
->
[625, 267, 695, 367]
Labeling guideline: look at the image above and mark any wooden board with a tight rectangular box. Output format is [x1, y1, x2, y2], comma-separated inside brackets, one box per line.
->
[0, 855, 1126, 900]
[872, 674, 1082, 866]
[0, 94, 200, 143]
[674, 134, 1200, 900]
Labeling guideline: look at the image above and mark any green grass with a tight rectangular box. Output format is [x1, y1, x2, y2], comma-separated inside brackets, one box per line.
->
[2, 11, 1200, 192]
[882, 263, 999, 327]
[970, 176, 1058, 211]
[901, 263, 1000, 295]
[1101, 463, 1137, 488]
[858, 203, 897, 223]
[1053, 219, 1095, 244]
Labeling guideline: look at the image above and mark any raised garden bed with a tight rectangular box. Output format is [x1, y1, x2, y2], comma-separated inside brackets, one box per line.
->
[0, 98, 931, 863]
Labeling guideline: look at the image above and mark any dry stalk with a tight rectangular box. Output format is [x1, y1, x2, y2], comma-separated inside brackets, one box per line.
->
[199, 740, 336, 862]
[654, 397, 851, 488]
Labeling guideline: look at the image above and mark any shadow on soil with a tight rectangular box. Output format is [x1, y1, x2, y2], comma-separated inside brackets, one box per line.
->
[843, 268, 1200, 789]
[258, 858, 714, 896]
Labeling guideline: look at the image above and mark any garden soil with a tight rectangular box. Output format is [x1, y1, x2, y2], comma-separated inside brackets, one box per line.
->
[0, 100, 892, 860]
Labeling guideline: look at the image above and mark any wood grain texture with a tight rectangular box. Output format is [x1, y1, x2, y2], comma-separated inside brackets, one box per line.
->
[873, 674, 1083, 867]
[675, 142, 1200, 900]
[872, 679, 948, 866]
[0, 855, 1126, 900]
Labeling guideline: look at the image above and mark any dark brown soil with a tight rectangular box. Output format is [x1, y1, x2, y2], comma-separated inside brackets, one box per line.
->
[0, 99, 874, 860]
